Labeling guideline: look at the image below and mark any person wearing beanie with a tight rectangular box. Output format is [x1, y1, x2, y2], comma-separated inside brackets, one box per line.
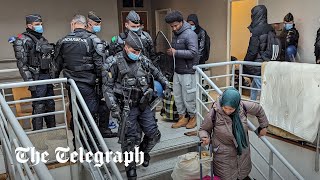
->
[279, 12, 300, 62]
[102, 30, 171, 180]
[109, 10, 157, 62]
[12, 14, 56, 130]
[187, 14, 211, 64]
[53, 14, 108, 152]
[85, 11, 117, 138]
[165, 10, 199, 129]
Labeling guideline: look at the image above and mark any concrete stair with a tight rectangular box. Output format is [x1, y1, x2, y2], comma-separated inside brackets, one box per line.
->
[103, 112, 199, 180]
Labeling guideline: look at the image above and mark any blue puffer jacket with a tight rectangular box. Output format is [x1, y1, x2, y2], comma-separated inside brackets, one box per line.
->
[171, 21, 199, 74]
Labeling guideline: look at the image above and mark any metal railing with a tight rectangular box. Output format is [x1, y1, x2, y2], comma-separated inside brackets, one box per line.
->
[194, 61, 304, 180]
[0, 80, 59, 180]
[68, 79, 122, 180]
[0, 77, 122, 180]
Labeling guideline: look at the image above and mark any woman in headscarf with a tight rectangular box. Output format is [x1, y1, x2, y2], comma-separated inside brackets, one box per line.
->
[199, 87, 269, 180]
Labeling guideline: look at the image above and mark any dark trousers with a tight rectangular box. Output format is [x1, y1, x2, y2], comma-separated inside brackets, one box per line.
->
[31, 73, 56, 130]
[67, 82, 99, 151]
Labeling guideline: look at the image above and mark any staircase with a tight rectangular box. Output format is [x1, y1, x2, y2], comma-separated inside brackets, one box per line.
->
[104, 112, 199, 180]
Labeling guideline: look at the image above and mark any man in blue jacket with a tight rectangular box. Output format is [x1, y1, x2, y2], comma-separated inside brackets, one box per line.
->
[165, 10, 199, 129]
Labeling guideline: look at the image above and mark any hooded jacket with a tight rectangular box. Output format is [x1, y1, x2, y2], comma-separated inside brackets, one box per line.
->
[171, 21, 199, 74]
[315, 28, 320, 62]
[187, 14, 207, 64]
[244, 5, 273, 76]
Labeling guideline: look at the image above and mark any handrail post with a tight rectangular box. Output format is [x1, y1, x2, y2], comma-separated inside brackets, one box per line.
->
[239, 64, 243, 96]
[196, 71, 201, 130]
[269, 151, 274, 180]
[70, 84, 81, 179]
[0, 94, 54, 180]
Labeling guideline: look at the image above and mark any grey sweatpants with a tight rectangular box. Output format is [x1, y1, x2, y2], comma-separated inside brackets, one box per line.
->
[173, 72, 196, 117]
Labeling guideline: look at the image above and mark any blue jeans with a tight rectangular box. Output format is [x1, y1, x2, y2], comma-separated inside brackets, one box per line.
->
[250, 77, 261, 100]
[286, 45, 297, 62]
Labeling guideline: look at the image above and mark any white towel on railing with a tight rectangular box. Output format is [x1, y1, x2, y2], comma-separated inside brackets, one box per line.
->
[260, 61, 320, 142]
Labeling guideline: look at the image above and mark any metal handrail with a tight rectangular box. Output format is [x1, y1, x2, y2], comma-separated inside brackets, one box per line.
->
[194, 61, 304, 180]
[0, 92, 54, 180]
[68, 79, 123, 180]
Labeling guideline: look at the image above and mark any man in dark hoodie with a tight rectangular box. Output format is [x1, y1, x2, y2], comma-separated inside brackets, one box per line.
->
[243, 5, 273, 101]
[279, 13, 299, 62]
[187, 14, 209, 64]
[165, 10, 199, 129]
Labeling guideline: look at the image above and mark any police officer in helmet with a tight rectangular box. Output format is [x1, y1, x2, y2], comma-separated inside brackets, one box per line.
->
[12, 14, 56, 130]
[53, 14, 105, 151]
[86, 11, 117, 138]
[109, 10, 157, 62]
[102, 31, 171, 180]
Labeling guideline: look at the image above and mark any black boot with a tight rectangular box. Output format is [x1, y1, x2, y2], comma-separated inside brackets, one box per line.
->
[142, 153, 150, 167]
[123, 138, 137, 180]
[139, 130, 161, 167]
[126, 167, 137, 180]
[45, 115, 56, 128]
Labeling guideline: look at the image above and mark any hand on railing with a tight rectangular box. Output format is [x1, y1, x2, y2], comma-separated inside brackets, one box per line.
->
[254, 127, 268, 138]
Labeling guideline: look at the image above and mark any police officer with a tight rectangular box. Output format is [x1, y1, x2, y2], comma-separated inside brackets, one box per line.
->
[102, 31, 171, 180]
[109, 10, 157, 62]
[86, 11, 117, 138]
[12, 14, 56, 130]
[53, 14, 105, 150]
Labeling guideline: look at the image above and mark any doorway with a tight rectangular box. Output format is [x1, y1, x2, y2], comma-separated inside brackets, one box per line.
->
[155, 9, 172, 41]
[230, 0, 257, 60]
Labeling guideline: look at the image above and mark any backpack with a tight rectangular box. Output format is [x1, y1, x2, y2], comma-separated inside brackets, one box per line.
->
[265, 30, 282, 61]
[203, 31, 211, 62]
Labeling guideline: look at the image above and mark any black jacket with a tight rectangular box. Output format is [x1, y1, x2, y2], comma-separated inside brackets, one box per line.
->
[187, 14, 207, 64]
[244, 5, 273, 76]
[279, 26, 299, 60]
[54, 28, 105, 85]
[314, 28, 320, 62]
[171, 21, 199, 74]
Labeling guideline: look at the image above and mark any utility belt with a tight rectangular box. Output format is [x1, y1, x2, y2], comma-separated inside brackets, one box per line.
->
[64, 64, 94, 72]
[28, 66, 49, 80]
[28, 56, 51, 70]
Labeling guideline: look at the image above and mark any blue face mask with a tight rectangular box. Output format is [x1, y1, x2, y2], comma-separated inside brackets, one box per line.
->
[34, 25, 43, 33]
[130, 27, 140, 32]
[191, 25, 196, 31]
[285, 23, 293, 30]
[127, 51, 140, 61]
[93, 25, 101, 33]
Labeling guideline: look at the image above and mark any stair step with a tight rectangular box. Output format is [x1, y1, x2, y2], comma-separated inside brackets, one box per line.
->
[121, 155, 178, 180]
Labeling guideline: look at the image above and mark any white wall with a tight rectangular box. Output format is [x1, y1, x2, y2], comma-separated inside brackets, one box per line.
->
[259, 0, 320, 64]
[0, 0, 119, 60]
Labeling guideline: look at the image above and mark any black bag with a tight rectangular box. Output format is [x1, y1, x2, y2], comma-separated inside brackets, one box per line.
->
[265, 30, 281, 61]
[203, 32, 211, 62]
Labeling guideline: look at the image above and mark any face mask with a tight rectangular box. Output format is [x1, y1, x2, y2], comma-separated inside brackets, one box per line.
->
[191, 25, 196, 31]
[129, 27, 140, 32]
[34, 25, 43, 33]
[127, 51, 140, 61]
[93, 25, 101, 33]
[285, 23, 293, 30]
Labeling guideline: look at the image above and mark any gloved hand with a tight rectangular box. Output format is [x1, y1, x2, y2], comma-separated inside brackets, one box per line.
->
[110, 105, 121, 119]
[28, 86, 36, 92]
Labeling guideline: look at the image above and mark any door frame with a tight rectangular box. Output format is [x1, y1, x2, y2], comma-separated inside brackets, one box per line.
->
[155, 8, 172, 40]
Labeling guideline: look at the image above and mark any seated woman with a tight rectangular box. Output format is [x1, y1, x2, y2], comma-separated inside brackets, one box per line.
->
[199, 87, 269, 180]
